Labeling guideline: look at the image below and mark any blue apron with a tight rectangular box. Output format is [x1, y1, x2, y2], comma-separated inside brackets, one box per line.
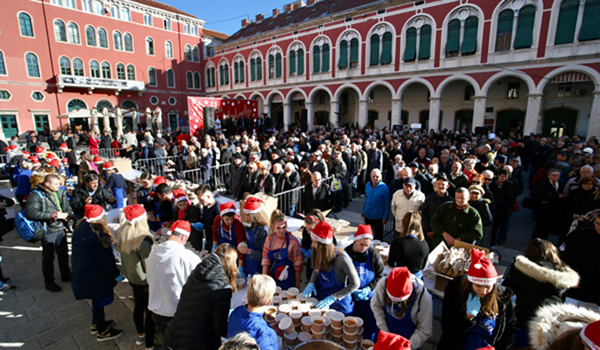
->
[113, 188, 126, 208]
[267, 233, 295, 290]
[317, 252, 354, 315]
[352, 249, 379, 341]
[464, 314, 496, 350]
[384, 291, 417, 340]
[218, 221, 238, 248]
[148, 200, 167, 232]
[244, 225, 262, 277]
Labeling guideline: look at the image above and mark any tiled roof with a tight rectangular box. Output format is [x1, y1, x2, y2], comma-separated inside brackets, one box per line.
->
[130, 0, 197, 19]
[203, 28, 229, 40]
[224, 0, 385, 44]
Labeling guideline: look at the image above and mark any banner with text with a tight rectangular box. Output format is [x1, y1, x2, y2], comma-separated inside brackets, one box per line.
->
[187, 97, 259, 136]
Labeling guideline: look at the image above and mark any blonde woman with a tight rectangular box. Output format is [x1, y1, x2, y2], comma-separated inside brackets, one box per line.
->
[239, 196, 269, 277]
[116, 205, 156, 350]
[163, 243, 238, 350]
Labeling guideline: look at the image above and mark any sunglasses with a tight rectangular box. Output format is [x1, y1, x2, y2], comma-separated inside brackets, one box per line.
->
[472, 181, 482, 184]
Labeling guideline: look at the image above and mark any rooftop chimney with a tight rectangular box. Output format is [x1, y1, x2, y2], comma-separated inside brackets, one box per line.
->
[307, 0, 317, 5]
[241, 18, 249, 27]
[273, 8, 279, 16]
[256, 13, 264, 22]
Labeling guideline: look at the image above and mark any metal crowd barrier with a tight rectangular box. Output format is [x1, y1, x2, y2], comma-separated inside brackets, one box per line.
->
[133, 156, 180, 176]
[98, 148, 126, 159]
[272, 175, 335, 216]
[181, 163, 231, 190]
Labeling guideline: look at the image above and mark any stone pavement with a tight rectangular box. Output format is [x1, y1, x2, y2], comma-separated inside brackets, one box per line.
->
[0, 177, 540, 350]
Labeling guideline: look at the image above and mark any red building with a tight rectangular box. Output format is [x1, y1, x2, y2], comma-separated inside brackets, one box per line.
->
[206, 0, 600, 139]
[0, 0, 211, 139]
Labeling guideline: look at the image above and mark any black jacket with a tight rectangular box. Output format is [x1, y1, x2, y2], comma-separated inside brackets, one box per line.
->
[70, 185, 115, 218]
[470, 199, 493, 226]
[231, 162, 247, 200]
[303, 182, 330, 214]
[163, 254, 233, 350]
[448, 173, 470, 195]
[276, 170, 300, 204]
[421, 191, 454, 234]
[502, 256, 580, 329]
[530, 179, 561, 217]
[309, 159, 328, 178]
[257, 174, 276, 196]
[560, 226, 600, 304]
[438, 274, 516, 350]
[174, 204, 202, 235]
[25, 185, 73, 234]
[242, 171, 260, 197]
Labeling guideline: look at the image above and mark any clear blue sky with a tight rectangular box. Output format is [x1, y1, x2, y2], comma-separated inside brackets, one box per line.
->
[162, 0, 286, 36]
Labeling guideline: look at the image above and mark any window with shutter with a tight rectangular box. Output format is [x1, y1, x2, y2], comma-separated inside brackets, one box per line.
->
[446, 19, 460, 56]
[219, 65, 224, 85]
[555, 0, 579, 44]
[297, 49, 304, 75]
[514, 5, 535, 49]
[194, 72, 200, 89]
[370, 35, 380, 66]
[338, 40, 348, 68]
[404, 28, 417, 61]
[234, 62, 239, 83]
[206, 68, 211, 86]
[579, 0, 600, 41]
[419, 25, 432, 60]
[496, 10, 514, 52]
[461, 16, 478, 54]
[380, 32, 392, 64]
[187, 72, 193, 89]
[321, 44, 330, 72]
[313, 46, 321, 73]
[257, 58, 262, 80]
[211, 68, 216, 87]
[268, 55, 274, 79]
[240, 61, 245, 82]
[250, 59, 256, 81]
[275, 53, 282, 78]
[290, 50, 296, 76]
[350, 38, 359, 68]
[224, 64, 229, 84]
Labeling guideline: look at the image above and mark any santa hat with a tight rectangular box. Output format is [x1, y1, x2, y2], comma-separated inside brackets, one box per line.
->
[93, 156, 104, 164]
[167, 220, 191, 236]
[243, 196, 265, 214]
[220, 202, 236, 216]
[22, 151, 30, 157]
[48, 159, 60, 168]
[3, 147, 8, 153]
[123, 204, 146, 224]
[353, 224, 373, 241]
[311, 221, 334, 245]
[59, 143, 68, 150]
[386, 267, 413, 302]
[173, 189, 188, 204]
[467, 248, 497, 286]
[32, 158, 41, 166]
[476, 347, 495, 350]
[8, 144, 18, 151]
[45, 153, 56, 160]
[61, 158, 69, 164]
[28, 155, 37, 161]
[373, 331, 411, 350]
[153, 176, 167, 186]
[35, 146, 45, 156]
[103, 162, 116, 170]
[581, 320, 600, 350]
[84, 204, 105, 222]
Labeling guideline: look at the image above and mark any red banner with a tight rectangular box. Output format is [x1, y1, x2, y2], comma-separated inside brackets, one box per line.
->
[187, 97, 259, 137]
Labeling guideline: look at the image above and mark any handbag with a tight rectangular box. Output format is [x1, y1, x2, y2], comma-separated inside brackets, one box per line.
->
[330, 178, 342, 192]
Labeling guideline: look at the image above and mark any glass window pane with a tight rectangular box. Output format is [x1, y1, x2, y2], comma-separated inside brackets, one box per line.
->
[19, 13, 34, 37]
[555, 0, 579, 44]
[404, 28, 417, 61]
[73, 58, 83, 76]
[86, 26, 96, 46]
[496, 10, 514, 51]
[579, 0, 600, 41]
[148, 68, 156, 85]
[117, 64, 125, 79]
[167, 70, 174, 87]
[26, 53, 40, 77]
[194, 72, 200, 89]
[461, 16, 478, 54]
[114, 32, 122, 50]
[98, 29, 107, 48]
[127, 65, 135, 80]
[68, 23, 79, 44]
[54, 20, 66, 42]
[193, 47, 199, 61]
[60, 57, 71, 75]
[257, 58, 262, 80]
[124, 34, 133, 51]
[289, 51, 296, 75]
[0, 52, 6, 75]
[101, 62, 111, 79]
[166, 42, 173, 58]
[146, 38, 154, 55]
[90, 61, 99, 78]
[250, 59, 256, 81]
[234, 62, 239, 83]
[370, 35, 380, 66]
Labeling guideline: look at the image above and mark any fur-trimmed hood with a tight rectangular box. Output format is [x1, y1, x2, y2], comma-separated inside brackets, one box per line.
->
[514, 255, 580, 290]
[529, 303, 600, 350]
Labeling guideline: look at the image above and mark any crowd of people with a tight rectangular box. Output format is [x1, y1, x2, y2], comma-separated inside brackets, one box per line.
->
[0, 121, 599, 350]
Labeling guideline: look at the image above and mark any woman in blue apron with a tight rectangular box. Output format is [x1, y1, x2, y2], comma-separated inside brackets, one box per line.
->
[302, 221, 360, 315]
[261, 210, 302, 290]
[437, 249, 516, 350]
[240, 197, 269, 278]
[345, 224, 384, 341]
[371, 266, 433, 348]
[213, 202, 247, 279]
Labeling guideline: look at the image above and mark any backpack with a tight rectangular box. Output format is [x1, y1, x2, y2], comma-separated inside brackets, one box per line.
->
[15, 190, 47, 243]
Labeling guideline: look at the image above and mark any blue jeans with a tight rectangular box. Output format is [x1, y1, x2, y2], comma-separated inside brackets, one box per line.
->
[286, 204, 297, 217]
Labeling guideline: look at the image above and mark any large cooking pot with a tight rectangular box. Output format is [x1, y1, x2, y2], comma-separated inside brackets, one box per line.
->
[294, 340, 345, 350]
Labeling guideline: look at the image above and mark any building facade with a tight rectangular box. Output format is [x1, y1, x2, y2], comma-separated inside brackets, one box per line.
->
[205, 0, 600, 139]
[0, 0, 207, 139]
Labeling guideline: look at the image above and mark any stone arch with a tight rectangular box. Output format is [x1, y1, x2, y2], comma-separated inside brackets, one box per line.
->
[481, 71, 537, 96]
[397, 77, 436, 99]
[536, 64, 600, 93]
[435, 74, 482, 97]
[333, 83, 362, 102]
[286, 88, 308, 104]
[363, 80, 396, 101]
[308, 85, 334, 102]
[266, 89, 285, 104]
[234, 93, 246, 99]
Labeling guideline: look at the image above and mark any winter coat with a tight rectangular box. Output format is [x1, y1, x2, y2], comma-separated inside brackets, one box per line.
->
[231, 162, 247, 199]
[120, 236, 155, 286]
[438, 274, 516, 350]
[25, 185, 73, 234]
[469, 199, 493, 227]
[431, 202, 483, 247]
[70, 185, 115, 218]
[391, 189, 426, 232]
[560, 226, 600, 304]
[309, 158, 328, 178]
[303, 182, 330, 213]
[276, 170, 301, 204]
[528, 303, 600, 350]
[242, 171, 260, 197]
[70, 221, 119, 300]
[362, 181, 390, 220]
[257, 174, 276, 196]
[162, 254, 233, 350]
[502, 256, 579, 329]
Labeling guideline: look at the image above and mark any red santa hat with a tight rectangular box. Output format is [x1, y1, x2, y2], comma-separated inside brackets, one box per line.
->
[168, 220, 191, 236]
[467, 248, 497, 286]
[581, 320, 600, 350]
[28, 155, 37, 161]
[3, 147, 8, 153]
[353, 224, 373, 241]
[103, 162, 116, 170]
[84, 204, 105, 222]
[173, 189, 188, 204]
[93, 156, 104, 164]
[61, 158, 69, 164]
[373, 331, 411, 350]
[22, 151, 30, 157]
[8, 144, 18, 151]
[476, 347, 495, 350]
[311, 221, 334, 245]
[59, 143, 68, 150]
[35, 146, 45, 156]
[123, 204, 146, 224]
[220, 202, 236, 216]
[45, 153, 56, 160]
[32, 158, 41, 166]
[48, 159, 60, 168]
[153, 176, 167, 186]
[386, 267, 413, 302]
[242, 196, 265, 214]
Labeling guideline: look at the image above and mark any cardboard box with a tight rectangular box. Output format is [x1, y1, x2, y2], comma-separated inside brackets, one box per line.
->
[113, 157, 133, 173]
[239, 193, 278, 226]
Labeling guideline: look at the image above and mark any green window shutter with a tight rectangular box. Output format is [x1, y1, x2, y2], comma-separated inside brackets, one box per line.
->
[297, 49, 304, 75]
[514, 5, 535, 49]
[276, 53, 282, 78]
[268, 55, 274, 78]
[219, 66, 223, 85]
[225, 65, 229, 84]
[496, 10, 514, 51]
[250, 59, 255, 81]
[234, 62, 239, 83]
[290, 50, 296, 75]
[461, 16, 478, 54]
[555, 0, 579, 44]
[380, 32, 393, 64]
[322, 44, 330, 72]
[206, 68, 210, 86]
[370, 35, 380, 66]
[579, 0, 600, 41]
[350, 38, 359, 65]
[446, 19, 461, 53]
[240, 61, 245, 82]
[418, 25, 432, 60]
[338, 40, 348, 68]
[404, 27, 417, 61]
[211, 68, 216, 87]
[313, 46, 321, 73]
[257, 58, 262, 80]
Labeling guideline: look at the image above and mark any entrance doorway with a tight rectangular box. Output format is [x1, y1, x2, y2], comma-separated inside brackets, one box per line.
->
[315, 111, 328, 125]
[455, 110, 473, 132]
[496, 109, 525, 136]
[419, 110, 429, 130]
[1, 115, 18, 139]
[169, 113, 178, 130]
[543, 108, 578, 137]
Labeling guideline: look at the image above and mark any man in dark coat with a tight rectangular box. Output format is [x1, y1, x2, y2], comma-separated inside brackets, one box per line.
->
[276, 164, 301, 216]
[491, 168, 514, 246]
[421, 175, 454, 243]
[100, 130, 112, 149]
[303, 172, 330, 213]
[231, 154, 247, 201]
[531, 168, 563, 240]
[328, 151, 348, 212]
[448, 162, 470, 196]
[70, 173, 116, 218]
[308, 150, 328, 178]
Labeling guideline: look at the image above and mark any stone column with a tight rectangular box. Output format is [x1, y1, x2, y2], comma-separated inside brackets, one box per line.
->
[358, 100, 368, 128]
[283, 102, 290, 131]
[305, 102, 314, 131]
[524, 93, 543, 135]
[473, 96, 487, 132]
[586, 91, 600, 140]
[391, 98, 402, 128]
[329, 100, 338, 126]
[429, 97, 441, 131]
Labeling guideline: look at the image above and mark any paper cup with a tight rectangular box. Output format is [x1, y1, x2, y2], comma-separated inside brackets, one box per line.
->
[264, 306, 277, 322]
[236, 278, 246, 290]
[332, 333, 343, 344]
[344, 337, 357, 349]
[272, 296, 282, 305]
[323, 316, 331, 332]
[289, 310, 303, 325]
[278, 303, 291, 315]
[324, 309, 336, 318]
[283, 330, 297, 347]
[242, 295, 248, 305]
[279, 316, 295, 335]
[280, 291, 288, 300]
[357, 328, 364, 342]
[380, 242, 389, 248]
[301, 316, 312, 333]
[308, 309, 322, 318]
[287, 287, 299, 299]
[289, 300, 301, 310]
[355, 317, 364, 332]
[296, 294, 307, 303]
[331, 324, 343, 336]
[311, 327, 325, 340]
[372, 240, 381, 246]
[306, 298, 318, 307]
[343, 317, 358, 333]
[330, 311, 344, 328]
[343, 329, 357, 342]
[311, 316, 325, 333]
[298, 303, 310, 316]
[275, 286, 282, 295]
[297, 331, 312, 343]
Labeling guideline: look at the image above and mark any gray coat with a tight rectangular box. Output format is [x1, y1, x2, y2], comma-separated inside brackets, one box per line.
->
[26, 185, 73, 234]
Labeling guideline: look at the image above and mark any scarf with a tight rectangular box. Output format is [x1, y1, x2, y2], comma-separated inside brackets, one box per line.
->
[178, 201, 190, 220]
